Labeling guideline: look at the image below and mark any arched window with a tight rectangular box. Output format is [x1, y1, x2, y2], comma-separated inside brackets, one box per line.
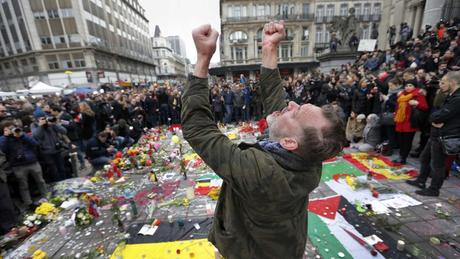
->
[256, 28, 263, 42]
[229, 31, 248, 43]
[285, 28, 294, 40]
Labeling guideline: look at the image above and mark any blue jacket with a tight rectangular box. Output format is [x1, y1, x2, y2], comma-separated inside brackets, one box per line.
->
[32, 124, 67, 154]
[222, 90, 234, 105]
[0, 135, 39, 167]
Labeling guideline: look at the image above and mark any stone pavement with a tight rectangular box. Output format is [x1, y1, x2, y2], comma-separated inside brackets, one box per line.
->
[304, 148, 460, 259]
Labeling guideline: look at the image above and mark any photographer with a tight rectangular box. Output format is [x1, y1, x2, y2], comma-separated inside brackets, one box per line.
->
[0, 120, 47, 209]
[50, 104, 84, 170]
[32, 115, 68, 182]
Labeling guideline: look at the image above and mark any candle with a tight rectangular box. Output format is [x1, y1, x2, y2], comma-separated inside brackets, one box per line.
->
[397, 240, 405, 251]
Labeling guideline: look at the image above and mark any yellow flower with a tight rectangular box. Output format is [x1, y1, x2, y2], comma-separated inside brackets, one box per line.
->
[32, 249, 48, 259]
[35, 203, 58, 216]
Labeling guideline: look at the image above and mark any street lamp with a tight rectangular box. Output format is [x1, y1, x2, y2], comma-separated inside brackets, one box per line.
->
[64, 70, 73, 88]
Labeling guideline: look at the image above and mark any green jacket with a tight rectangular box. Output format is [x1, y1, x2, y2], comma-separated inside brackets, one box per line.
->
[181, 67, 322, 259]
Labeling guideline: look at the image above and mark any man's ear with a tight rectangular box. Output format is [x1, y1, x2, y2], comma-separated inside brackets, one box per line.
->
[279, 137, 298, 151]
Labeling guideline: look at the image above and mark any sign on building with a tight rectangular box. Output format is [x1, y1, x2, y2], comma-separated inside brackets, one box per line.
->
[358, 39, 377, 52]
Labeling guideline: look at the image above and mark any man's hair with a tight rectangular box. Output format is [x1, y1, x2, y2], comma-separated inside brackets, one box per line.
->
[297, 105, 346, 162]
[0, 119, 15, 133]
[50, 104, 62, 113]
[444, 71, 460, 84]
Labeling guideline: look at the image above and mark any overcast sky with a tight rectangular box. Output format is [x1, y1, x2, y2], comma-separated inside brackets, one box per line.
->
[139, 0, 221, 64]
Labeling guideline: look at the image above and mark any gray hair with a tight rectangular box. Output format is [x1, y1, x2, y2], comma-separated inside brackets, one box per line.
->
[444, 71, 460, 84]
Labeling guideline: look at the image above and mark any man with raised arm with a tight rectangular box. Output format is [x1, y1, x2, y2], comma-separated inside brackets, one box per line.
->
[181, 21, 345, 259]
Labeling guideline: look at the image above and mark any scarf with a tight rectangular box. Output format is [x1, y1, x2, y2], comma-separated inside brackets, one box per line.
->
[258, 139, 310, 171]
[395, 92, 414, 123]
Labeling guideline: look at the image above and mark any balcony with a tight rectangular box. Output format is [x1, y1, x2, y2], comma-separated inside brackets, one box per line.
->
[223, 13, 314, 24]
[314, 42, 329, 50]
[315, 14, 381, 24]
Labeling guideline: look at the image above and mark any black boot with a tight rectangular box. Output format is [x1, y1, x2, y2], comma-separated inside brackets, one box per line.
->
[415, 188, 439, 197]
[405, 179, 425, 189]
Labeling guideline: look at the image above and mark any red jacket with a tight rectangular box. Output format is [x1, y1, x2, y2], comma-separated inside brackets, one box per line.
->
[395, 89, 429, 132]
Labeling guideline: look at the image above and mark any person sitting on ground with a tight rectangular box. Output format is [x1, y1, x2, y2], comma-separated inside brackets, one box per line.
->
[111, 119, 134, 148]
[346, 112, 366, 143]
[85, 132, 115, 170]
[182, 21, 345, 259]
[351, 113, 381, 152]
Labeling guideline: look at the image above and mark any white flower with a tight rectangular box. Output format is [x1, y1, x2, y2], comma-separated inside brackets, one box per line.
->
[34, 220, 42, 225]
[27, 215, 37, 221]
[23, 220, 33, 227]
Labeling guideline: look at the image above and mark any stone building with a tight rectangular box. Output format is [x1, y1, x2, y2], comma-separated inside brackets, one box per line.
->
[213, 0, 383, 81]
[152, 34, 187, 81]
[0, 0, 156, 91]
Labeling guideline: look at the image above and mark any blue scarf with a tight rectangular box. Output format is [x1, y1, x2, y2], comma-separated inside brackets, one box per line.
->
[258, 139, 310, 171]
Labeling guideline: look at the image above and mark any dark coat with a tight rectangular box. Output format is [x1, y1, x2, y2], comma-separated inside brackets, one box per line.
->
[80, 113, 95, 140]
[0, 135, 39, 167]
[430, 88, 460, 137]
[85, 137, 109, 160]
[181, 67, 321, 259]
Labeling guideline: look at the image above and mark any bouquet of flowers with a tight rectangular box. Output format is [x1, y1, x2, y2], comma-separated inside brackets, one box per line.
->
[74, 207, 93, 227]
[35, 202, 58, 216]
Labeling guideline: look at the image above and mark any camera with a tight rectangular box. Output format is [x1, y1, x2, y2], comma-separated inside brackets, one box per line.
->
[12, 128, 22, 134]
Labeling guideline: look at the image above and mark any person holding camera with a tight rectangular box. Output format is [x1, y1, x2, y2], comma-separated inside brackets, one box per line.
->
[0, 120, 48, 209]
[32, 114, 68, 182]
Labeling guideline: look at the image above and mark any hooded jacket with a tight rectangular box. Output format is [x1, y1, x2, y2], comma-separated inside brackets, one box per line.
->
[181, 67, 321, 259]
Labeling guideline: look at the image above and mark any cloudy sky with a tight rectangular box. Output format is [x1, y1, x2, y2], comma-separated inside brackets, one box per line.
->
[139, 0, 221, 64]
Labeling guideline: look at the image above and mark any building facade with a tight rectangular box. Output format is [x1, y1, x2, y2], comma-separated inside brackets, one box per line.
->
[0, 0, 156, 91]
[166, 35, 187, 58]
[378, 0, 425, 49]
[152, 36, 187, 81]
[214, 0, 382, 81]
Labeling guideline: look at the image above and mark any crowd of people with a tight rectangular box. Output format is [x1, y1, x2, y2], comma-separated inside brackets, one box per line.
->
[0, 83, 185, 234]
[0, 18, 459, 236]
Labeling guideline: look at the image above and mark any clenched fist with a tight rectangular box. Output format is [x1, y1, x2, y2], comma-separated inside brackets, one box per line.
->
[192, 24, 219, 61]
[262, 21, 285, 49]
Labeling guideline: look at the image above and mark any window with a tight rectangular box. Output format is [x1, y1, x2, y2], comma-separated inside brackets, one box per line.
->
[303, 28, 309, 40]
[30, 57, 36, 64]
[354, 4, 362, 16]
[303, 3, 310, 16]
[362, 25, 370, 39]
[20, 59, 27, 66]
[326, 5, 335, 17]
[363, 4, 371, 17]
[340, 4, 348, 16]
[33, 11, 47, 19]
[60, 9, 73, 17]
[62, 60, 73, 69]
[48, 9, 60, 19]
[256, 28, 263, 42]
[285, 28, 294, 40]
[373, 3, 381, 15]
[48, 62, 59, 69]
[316, 26, 323, 42]
[229, 31, 248, 43]
[75, 60, 86, 67]
[54, 36, 66, 44]
[301, 44, 308, 57]
[281, 44, 291, 60]
[233, 6, 241, 17]
[40, 37, 52, 45]
[235, 47, 244, 61]
[4, 62, 10, 69]
[257, 4, 265, 17]
[316, 5, 324, 18]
